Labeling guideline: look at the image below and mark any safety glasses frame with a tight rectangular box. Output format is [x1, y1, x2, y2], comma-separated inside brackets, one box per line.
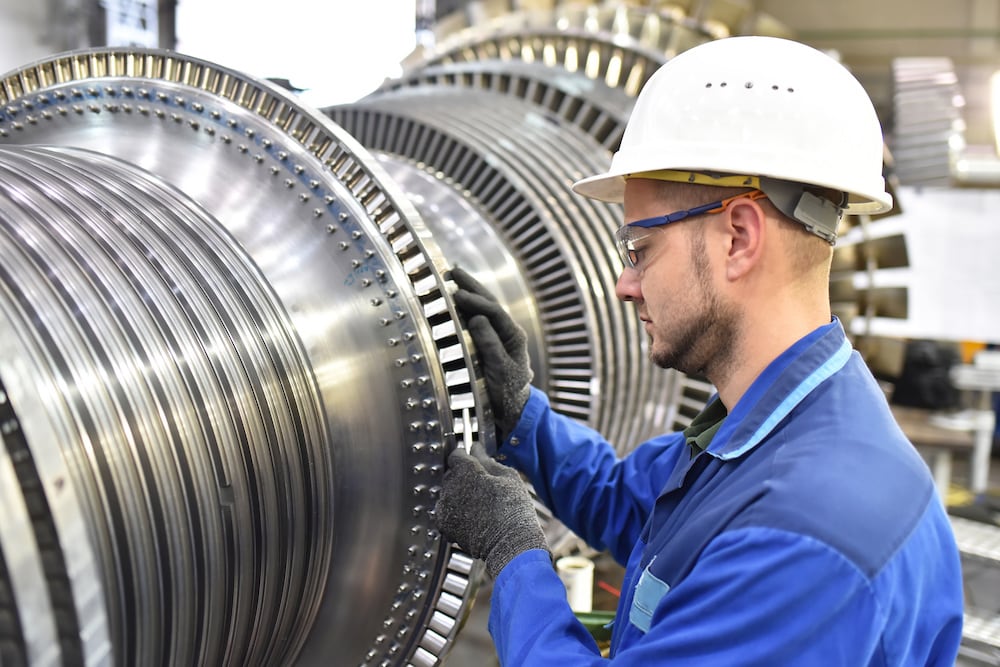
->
[615, 190, 768, 269]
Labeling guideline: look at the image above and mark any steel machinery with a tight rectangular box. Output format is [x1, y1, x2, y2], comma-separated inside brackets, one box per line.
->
[0, 2, 904, 666]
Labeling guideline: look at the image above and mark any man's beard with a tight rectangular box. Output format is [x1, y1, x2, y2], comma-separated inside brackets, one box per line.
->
[649, 231, 739, 378]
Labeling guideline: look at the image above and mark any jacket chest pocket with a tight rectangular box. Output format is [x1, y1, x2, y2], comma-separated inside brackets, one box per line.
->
[628, 559, 671, 633]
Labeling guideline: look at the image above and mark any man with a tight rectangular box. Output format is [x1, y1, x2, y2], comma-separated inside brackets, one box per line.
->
[435, 36, 964, 665]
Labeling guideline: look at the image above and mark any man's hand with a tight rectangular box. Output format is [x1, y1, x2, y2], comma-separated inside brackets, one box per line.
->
[450, 266, 533, 440]
[434, 443, 548, 578]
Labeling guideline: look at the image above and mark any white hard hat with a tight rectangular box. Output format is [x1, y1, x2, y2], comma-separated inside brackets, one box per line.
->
[573, 36, 893, 220]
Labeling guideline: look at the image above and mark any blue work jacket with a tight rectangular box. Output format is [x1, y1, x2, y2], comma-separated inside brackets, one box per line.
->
[489, 319, 964, 665]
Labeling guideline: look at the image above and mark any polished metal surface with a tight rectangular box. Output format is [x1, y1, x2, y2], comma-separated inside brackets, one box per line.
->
[381, 60, 632, 150]
[371, 3, 731, 450]
[328, 85, 682, 449]
[406, 3, 717, 98]
[0, 49, 484, 667]
[0, 144, 331, 666]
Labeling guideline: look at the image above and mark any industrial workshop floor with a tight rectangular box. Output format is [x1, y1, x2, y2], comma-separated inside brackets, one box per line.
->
[443, 446, 1000, 666]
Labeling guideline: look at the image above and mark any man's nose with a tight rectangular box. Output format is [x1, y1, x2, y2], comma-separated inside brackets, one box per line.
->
[615, 267, 641, 302]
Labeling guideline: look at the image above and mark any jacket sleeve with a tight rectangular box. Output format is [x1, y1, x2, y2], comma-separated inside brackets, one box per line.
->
[500, 388, 684, 562]
[489, 527, 886, 667]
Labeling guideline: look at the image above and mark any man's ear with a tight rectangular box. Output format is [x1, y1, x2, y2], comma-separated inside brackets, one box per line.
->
[722, 198, 766, 281]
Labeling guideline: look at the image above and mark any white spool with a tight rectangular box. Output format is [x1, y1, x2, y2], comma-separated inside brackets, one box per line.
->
[556, 555, 595, 613]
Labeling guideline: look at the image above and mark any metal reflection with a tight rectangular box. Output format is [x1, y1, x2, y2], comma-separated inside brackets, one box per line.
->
[0, 49, 483, 667]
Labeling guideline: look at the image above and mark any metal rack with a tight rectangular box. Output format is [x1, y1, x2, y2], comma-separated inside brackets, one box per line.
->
[952, 515, 1000, 664]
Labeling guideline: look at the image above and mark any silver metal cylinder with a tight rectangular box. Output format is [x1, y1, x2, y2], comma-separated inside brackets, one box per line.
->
[0, 50, 484, 667]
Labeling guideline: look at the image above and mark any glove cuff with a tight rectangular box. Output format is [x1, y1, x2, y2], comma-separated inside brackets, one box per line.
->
[485, 529, 549, 579]
[496, 383, 531, 440]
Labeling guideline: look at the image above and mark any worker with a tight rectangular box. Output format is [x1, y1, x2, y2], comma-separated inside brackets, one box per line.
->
[434, 36, 964, 665]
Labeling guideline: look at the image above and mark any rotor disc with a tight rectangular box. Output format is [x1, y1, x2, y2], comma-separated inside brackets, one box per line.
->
[0, 49, 484, 667]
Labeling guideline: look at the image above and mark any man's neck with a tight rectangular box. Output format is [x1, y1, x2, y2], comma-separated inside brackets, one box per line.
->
[711, 305, 830, 411]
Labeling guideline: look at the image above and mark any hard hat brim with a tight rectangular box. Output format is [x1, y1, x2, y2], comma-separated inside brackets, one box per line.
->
[571, 171, 626, 203]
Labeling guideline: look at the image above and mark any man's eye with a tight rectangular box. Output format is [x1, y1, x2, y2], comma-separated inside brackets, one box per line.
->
[628, 239, 651, 265]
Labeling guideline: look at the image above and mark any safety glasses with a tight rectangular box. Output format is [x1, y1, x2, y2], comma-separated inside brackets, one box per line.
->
[615, 190, 768, 269]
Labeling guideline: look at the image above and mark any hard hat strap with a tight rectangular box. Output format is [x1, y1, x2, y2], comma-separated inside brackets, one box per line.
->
[758, 177, 843, 244]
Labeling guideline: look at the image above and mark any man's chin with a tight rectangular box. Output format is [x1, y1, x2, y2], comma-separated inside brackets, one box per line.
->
[649, 347, 673, 371]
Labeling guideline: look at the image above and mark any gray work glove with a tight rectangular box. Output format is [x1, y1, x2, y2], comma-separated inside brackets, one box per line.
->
[450, 266, 533, 440]
[434, 443, 549, 578]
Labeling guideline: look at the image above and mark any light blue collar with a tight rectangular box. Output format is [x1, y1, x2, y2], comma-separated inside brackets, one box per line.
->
[706, 319, 853, 461]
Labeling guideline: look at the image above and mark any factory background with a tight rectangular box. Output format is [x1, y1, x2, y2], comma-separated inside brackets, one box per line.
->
[1, 1, 1000, 665]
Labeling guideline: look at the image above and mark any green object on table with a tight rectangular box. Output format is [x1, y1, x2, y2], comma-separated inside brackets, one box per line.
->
[574, 609, 616, 642]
